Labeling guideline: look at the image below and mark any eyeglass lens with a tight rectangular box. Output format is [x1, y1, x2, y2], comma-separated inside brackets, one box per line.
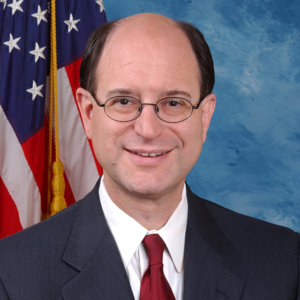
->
[103, 96, 193, 123]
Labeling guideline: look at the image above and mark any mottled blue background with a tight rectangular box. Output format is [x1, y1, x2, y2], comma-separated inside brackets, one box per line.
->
[104, 0, 300, 232]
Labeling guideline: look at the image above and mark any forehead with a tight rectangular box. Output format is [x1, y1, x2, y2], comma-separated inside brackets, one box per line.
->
[95, 15, 200, 96]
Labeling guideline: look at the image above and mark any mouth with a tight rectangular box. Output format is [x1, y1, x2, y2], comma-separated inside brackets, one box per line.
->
[126, 149, 170, 157]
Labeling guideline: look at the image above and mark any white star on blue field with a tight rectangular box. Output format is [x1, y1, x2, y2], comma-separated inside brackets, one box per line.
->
[105, 0, 300, 232]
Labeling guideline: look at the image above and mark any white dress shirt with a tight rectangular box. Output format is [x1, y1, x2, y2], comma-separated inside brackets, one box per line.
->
[99, 177, 188, 300]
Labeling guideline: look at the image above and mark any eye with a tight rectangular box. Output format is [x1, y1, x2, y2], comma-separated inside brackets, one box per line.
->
[115, 97, 132, 105]
[120, 98, 132, 105]
[161, 98, 187, 108]
[108, 97, 138, 107]
[166, 100, 182, 107]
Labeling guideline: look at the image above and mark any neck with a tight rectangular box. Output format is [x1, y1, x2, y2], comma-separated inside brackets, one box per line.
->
[102, 176, 184, 230]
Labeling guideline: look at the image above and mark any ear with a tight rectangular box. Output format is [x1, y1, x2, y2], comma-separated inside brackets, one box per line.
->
[201, 93, 216, 143]
[76, 87, 94, 139]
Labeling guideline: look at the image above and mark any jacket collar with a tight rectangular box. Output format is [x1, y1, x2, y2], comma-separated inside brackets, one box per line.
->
[61, 179, 134, 300]
[60, 180, 245, 299]
[184, 185, 245, 299]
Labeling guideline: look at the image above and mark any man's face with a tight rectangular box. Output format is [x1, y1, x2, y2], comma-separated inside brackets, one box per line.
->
[78, 15, 215, 200]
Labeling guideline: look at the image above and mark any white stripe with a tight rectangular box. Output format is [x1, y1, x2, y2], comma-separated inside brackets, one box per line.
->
[57, 67, 99, 201]
[0, 105, 41, 228]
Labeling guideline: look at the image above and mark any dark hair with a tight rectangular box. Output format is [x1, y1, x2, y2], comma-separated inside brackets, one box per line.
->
[79, 21, 119, 96]
[80, 19, 215, 100]
[177, 21, 215, 100]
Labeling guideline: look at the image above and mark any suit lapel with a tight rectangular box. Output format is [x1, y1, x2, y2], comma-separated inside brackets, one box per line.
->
[60, 180, 134, 300]
[184, 186, 245, 300]
[59, 180, 245, 299]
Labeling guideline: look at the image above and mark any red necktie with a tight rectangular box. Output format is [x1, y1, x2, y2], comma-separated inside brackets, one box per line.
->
[140, 234, 176, 300]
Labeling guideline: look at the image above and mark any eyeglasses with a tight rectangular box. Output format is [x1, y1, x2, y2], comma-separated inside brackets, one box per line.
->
[92, 95, 202, 123]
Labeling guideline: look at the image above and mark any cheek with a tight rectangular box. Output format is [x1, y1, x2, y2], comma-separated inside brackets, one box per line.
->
[182, 117, 203, 143]
[180, 119, 204, 158]
[90, 117, 127, 160]
[90, 117, 112, 159]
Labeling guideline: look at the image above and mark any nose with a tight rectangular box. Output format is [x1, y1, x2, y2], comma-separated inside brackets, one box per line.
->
[133, 104, 163, 139]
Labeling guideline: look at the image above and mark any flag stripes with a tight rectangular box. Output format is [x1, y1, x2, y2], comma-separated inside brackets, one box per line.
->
[0, 0, 106, 239]
[0, 177, 23, 237]
[56, 66, 99, 201]
[0, 105, 41, 229]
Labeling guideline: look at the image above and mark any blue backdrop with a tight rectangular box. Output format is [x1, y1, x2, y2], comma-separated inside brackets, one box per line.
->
[104, 0, 300, 232]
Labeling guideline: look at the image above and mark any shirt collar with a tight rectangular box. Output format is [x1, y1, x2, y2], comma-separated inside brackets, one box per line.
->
[157, 187, 187, 272]
[99, 177, 188, 273]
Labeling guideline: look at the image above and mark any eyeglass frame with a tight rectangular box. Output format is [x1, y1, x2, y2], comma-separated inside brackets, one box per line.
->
[90, 93, 204, 123]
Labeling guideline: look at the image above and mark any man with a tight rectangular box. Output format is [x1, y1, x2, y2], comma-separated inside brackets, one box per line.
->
[0, 13, 299, 300]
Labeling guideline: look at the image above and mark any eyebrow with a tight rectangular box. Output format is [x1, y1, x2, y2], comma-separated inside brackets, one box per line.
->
[164, 90, 193, 99]
[106, 89, 135, 98]
[106, 89, 193, 99]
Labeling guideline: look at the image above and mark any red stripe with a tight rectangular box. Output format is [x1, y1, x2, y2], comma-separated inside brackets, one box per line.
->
[0, 177, 23, 239]
[64, 59, 103, 175]
[64, 58, 82, 97]
[64, 171, 76, 206]
[22, 123, 48, 214]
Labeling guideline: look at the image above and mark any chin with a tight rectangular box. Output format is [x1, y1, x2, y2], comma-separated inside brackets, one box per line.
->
[128, 180, 164, 196]
[124, 175, 180, 199]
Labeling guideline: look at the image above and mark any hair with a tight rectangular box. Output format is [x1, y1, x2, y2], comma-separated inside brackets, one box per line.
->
[79, 21, 119, 96]
[80, 19, 215, 101]
[177, 21, 215, 100]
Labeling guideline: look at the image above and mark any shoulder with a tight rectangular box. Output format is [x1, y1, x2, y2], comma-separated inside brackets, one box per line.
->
[0, 180, 101, 298]
[185, 186, 299, 299]
[187, 185, 299, 260]
[187, 185, 298, 236]
[0, 179, 100, 262]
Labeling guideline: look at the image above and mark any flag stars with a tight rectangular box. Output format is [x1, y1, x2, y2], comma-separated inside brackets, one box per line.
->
[95, 0, 105, 12]
[7, 0, 23, 15]
[0, 0, 7, 10]
[29, 42, 46, 63]
[32, 5, 47, 25]
[64, 14, 80, 33]
[26, 81, 44, 101]
[4, 34, 21, 53]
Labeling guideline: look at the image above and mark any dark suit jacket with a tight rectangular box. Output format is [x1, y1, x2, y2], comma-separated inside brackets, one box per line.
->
[0, 180, 299, 299]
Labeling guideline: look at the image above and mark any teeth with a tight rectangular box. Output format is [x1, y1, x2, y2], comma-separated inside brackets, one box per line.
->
[136, 152, 164, 157]
[149, 153, 161, 157]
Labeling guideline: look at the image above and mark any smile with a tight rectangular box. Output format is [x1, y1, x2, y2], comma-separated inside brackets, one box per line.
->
[127, 149, 170, 157]
[136, 152, 166, 157]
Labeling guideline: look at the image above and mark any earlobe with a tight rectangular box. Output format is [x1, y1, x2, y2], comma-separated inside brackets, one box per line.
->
[201, 93, 216, 143]
[76, 87, 94, 139]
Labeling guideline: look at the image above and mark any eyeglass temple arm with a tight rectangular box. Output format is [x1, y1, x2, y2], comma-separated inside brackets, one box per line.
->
[192, 97, 204, 109]
[91, 93, 105, 107]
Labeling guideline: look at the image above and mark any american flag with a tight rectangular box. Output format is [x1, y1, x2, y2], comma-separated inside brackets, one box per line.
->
[0, 0, 106, 239]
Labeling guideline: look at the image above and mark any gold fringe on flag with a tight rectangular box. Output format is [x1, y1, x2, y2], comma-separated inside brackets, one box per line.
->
[47, 0, 67, 217]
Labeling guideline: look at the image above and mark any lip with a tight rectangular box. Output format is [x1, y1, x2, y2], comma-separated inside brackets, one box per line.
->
[125, 148, 172, 164]
[127, 148, 171, 156]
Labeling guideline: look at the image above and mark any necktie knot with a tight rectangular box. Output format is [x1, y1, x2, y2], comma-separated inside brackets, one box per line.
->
[143, 234, 165, 265]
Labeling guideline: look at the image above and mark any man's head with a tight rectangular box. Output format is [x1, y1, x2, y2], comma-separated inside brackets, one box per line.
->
[77, 13, 216, 202]
[79, 15, 215, 104]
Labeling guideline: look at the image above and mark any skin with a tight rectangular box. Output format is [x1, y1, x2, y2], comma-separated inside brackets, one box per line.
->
[77, 13, 216, 230]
